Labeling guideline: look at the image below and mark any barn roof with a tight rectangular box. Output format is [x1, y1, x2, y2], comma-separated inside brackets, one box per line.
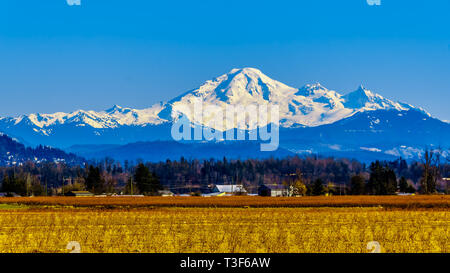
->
[214, 185, 247, 193]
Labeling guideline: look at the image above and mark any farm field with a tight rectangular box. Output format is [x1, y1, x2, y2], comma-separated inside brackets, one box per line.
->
[0, 195, 449, 208]
[0, 196, 448, 253]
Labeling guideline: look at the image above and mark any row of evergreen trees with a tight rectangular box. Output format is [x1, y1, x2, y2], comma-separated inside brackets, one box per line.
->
[1, 173, 46, 196]
[1, 163, 161, 196]
[0, 154, 447, 195]
[83, 164, 161, 195]
[348, 161, 415, 195]
[292, 160, 437, 196]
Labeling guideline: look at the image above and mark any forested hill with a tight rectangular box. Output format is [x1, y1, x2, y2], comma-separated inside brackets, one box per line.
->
[0, 133, 84, 166]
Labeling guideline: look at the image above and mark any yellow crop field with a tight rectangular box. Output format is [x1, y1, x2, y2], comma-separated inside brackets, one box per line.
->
[0, 195, 449, 208]
[0, 205, 448, 253]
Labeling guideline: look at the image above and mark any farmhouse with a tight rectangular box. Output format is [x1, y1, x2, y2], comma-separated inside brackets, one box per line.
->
[65, 191, 94, 197]
[212, 185, 247, 195]
[158, 190, 174, 197]
[258, 184, 288, 197]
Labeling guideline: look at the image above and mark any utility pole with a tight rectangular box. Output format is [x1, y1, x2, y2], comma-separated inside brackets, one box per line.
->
[26, 174, 29, 197]
[130, 177, 134, 195]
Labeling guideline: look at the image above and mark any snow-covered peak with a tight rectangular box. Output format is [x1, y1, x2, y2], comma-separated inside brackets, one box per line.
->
[168, 69, 356, 128]
[343, 85, 376, 107]
[180, 67, 297, 105]
[296, 83, 328, 96]
[296, 83, 344, 109]
[166, 67, 300, 129]
[0, 68, 435, 134]
[105, 103, 166, 126]
[228, 67, 266, 77]
[106, 104, 124, 113]
[343, 85, 410, 111]
[2, 103, 167, 133]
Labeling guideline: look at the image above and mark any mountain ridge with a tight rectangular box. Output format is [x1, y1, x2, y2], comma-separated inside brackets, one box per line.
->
[0, 67, 447, 162]
[0, 67, 432, 132]
[0, 133, 84, 166]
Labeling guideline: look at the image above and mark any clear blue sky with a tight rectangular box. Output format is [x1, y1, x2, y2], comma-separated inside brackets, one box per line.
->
[0, 0, 449, 120]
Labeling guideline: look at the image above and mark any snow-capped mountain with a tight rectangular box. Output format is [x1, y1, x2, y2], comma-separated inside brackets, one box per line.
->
[0, 67, 448, 161]
[160, 68, 421, 129]
[0, 102, 165, 132]
[0, 67, 424, 132]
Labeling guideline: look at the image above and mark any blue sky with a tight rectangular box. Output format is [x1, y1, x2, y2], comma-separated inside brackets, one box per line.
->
[0, 0, 449, 120]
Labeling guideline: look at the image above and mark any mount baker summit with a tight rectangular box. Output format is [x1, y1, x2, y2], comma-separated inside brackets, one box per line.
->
[1, 68, 449, 162]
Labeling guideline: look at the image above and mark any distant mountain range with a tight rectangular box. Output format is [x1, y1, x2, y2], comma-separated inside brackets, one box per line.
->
[67, 141, 295, 163]
[1, 67, 449, 163]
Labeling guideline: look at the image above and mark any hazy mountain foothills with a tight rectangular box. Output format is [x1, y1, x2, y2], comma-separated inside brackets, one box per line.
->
[0, 133, 83, 166]
[0, 68, 449, 163]
[67, 141, 295, 163]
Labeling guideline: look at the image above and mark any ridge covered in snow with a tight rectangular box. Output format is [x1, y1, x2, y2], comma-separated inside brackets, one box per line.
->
[0, 67, 430, 134]
[0, 102, 166, 135]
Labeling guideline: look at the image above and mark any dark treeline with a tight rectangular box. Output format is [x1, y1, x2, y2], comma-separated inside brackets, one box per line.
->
[0, 152, 449, 196]
[0, 134, 84, 166]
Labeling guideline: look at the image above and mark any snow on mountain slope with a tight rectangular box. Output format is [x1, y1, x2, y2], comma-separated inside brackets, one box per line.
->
[167, 67, 303, 129]
[163, 68, 425, 129]
[287, 82, 352, 127]
[0, 67, 433, 140]
[343, 85, 411, 111]
[0, 103, 166, 136]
